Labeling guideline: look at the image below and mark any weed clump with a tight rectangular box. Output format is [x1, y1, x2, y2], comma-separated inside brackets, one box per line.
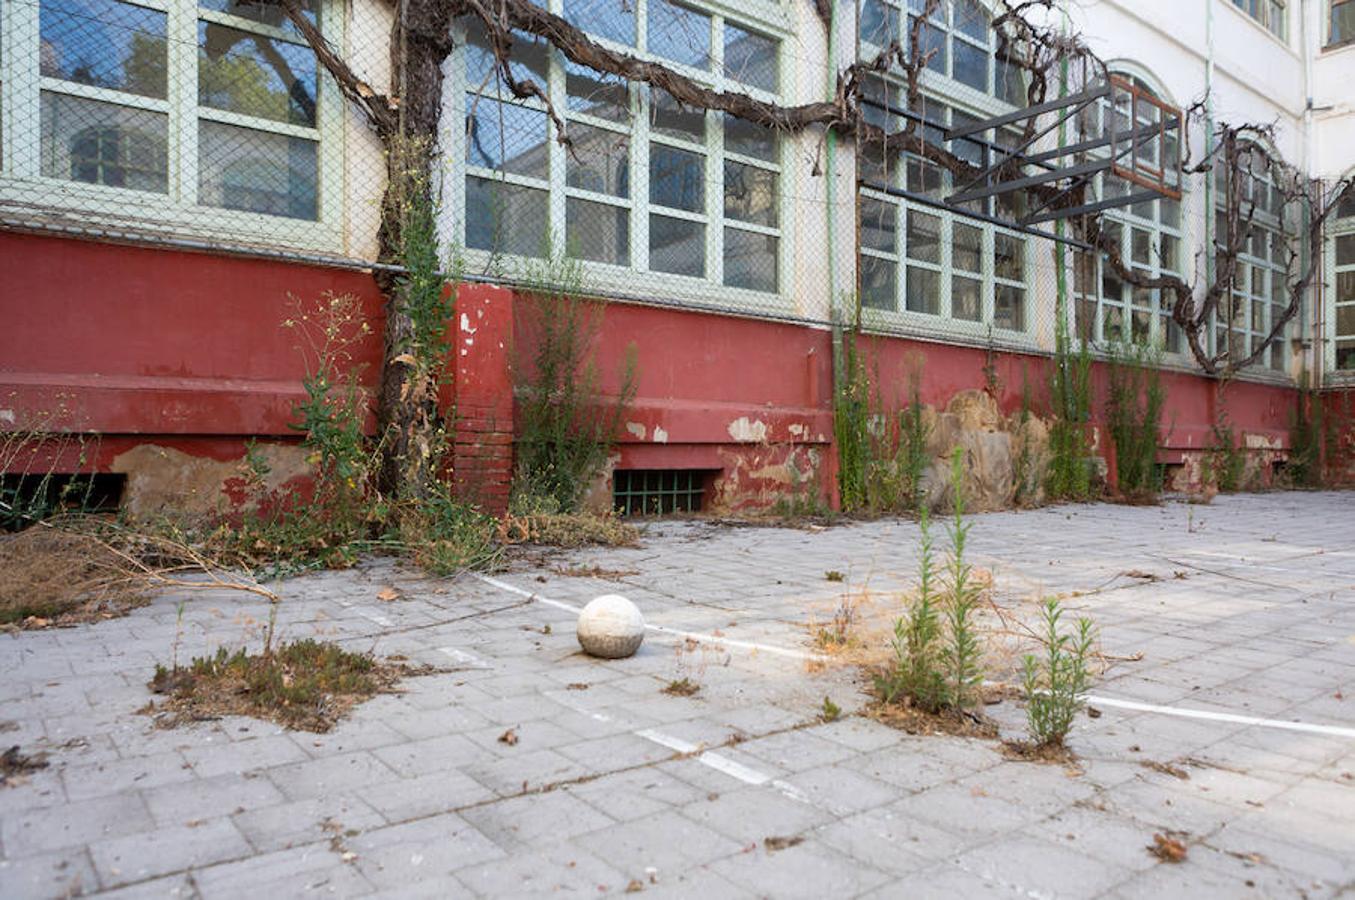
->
[1018, 597, 1095, 750]
[872, 450, 991, 734]
[1104, 341, 1165, 501]
[148, 638, 430, 732]
[1046, 311, 1095, 501]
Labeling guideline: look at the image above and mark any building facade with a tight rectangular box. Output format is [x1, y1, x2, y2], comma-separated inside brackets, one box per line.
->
[2, 0, 1353, 514]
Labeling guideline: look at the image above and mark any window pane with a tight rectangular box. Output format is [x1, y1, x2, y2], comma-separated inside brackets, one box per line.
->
[651, 89, 705, 142]
[955, 0, 989, 39]
[563, 0, 635, 46]
[1337, 305, 1355, 337]
[724, 228, 777, 292]
[465, 96, 548, 179]
[953, 223, 981, 272]
[1340, 341, 1355, 371]
[648, 0, 711, 70]
[1131, 228, 1151, 265]
[906, 210, 941, 263]
[566, 123, 629, 197]
[724, 114, 777, 162]
[1337, 235, 1355, 266]
[724, 24, 777, 92]
[1337, 271, 1355, 303]
[860, 198, 896, 253]
[466, 175, 547, 257]
[1335, 0, 1355, 44]
[996, 285, 1025, 331]
[199, 0, 319, 36]
[907, 157, 943, 198]
[911, 16, 946, 74]
[953, 275, 981, 321]
[649, 144, 704, 212]
[953, 40, 989, 92]
[465, 20, 549, 89]
[859, 0, 899, 46]
[723, 160, 777, 226]
[996, 57, 1025, 106]
[649, 215, 705, 277]
[41, 92, 168, 193]
[566, 61, 629, 122]
[995, 233, 1024, 281]
[41, 0, 167, 99]
[198, 22, 318, 127]
[860, 255, 896, 310]
[906, 267, 940, 314]
[567, 197, 629, 266]
[199, 119, 316, 218]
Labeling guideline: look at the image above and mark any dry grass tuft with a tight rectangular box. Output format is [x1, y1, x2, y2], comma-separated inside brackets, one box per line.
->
[0, 516, 278, 631]
[497, 512, 639, 548]
[145, 639, 435, 733]
[0, 526, 150, 627]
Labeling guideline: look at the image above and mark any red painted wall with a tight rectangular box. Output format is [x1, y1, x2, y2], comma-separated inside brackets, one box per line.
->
[1, 230, 385, 451]
[1, 230, 1312, 508]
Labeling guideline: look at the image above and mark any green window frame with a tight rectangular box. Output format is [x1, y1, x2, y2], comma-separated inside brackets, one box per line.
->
[0, 0, 344, 247]
[455, 0, 788, 302]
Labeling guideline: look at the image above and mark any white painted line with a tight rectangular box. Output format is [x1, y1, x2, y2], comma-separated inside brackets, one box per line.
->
[471, 573, 825, 662]
[635, 729, 771, 787]
[1087, 694, 1355, 739]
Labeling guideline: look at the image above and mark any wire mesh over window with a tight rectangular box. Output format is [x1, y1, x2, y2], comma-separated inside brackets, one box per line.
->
[5, 0, 343, 251]
[613, 469, 709, 516]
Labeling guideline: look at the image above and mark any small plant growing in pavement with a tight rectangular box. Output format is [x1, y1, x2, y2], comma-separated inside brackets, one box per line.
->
[820, 696, 842, 722]
[875, 449, 987, 717]
[942, 448, 984, 710]
[1021, 598, 1096, 748]
[873, 505, 946, 711]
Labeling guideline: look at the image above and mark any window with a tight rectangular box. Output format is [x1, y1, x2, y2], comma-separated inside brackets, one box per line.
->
[1334, 198, 1355, 370]
[1214, 145, 1294, 372]
[1231, 0, 1288, 42]
[1332, 0, 1355, 47]
[859, 0, 1025, 105]
[1073, 75, 1185, 353]
[1, 0, 336, 241]
[858, 99, 1030, 332]
[460, 0, 785, 297]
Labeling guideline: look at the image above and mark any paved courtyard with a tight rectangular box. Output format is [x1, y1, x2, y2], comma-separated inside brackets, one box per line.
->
[2, 492, 1353, 898]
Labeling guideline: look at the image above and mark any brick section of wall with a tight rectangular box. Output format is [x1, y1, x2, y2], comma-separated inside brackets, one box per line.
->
[451, 284, 515, 516]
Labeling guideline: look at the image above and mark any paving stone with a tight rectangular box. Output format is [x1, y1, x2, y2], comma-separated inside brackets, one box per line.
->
[1, 792, 154, 857]
[347, 813, 505, 890]
[192, 843, 376, 898]
[0, 848, 99, 898]
[460, 789, 616, 850]
[89, 817, 251, 891]
[569, 809, 744, 873]
[230, 794, 388, 853]
[140, 771, 287, 828]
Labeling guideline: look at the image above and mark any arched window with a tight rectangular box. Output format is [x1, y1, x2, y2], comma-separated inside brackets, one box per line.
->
[1072, 71, 1184, 353]
[69, 124, 167, 192]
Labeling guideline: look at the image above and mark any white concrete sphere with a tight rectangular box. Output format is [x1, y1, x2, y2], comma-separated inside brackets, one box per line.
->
[577, 594, 645, 659]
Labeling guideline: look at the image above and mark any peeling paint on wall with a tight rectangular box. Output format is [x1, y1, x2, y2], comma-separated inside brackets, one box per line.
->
[625, 422, 647, 440]
[727, 417, 768, 443]
[110, 443, 311, 519]
[652, 426, 668, 443]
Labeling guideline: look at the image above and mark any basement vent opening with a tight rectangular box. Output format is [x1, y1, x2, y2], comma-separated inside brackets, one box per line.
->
[613, 469, 712, 516]
[1, 473, 126, 531]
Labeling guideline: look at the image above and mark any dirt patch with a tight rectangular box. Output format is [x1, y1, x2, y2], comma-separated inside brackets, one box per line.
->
[1140, 759, 1191, 779]
[0, 526, 150, 629]
[144, 639, 437, 733]
[1, 745, 50, 786]
[866, 700, 999, 739]
[764, 835, 804, 852]
[497, 512, 640, 548]
[553, 563, 639, 580]
[1000, 739, 1079, 766]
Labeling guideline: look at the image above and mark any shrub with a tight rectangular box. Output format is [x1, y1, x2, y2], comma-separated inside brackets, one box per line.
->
[512, 250, 637, 514]
[1047, 312, 1095, 501]
[1104, 341, 1165, 500]
[1021, 598, 1095, 747]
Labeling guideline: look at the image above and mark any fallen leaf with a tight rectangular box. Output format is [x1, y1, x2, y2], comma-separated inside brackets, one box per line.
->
[625, 880, 644, 893]
[376, 587, 399, 602]
[499, 728, 519, 746]
[764, 835, 804, 852]
[1148, 833, 1188, 863]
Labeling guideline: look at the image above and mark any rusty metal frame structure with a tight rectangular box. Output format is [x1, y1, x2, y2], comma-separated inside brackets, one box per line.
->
[939, 74, 1183, 227]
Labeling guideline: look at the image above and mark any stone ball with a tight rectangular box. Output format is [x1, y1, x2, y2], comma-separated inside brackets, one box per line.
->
[577, 594, 645, 659]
